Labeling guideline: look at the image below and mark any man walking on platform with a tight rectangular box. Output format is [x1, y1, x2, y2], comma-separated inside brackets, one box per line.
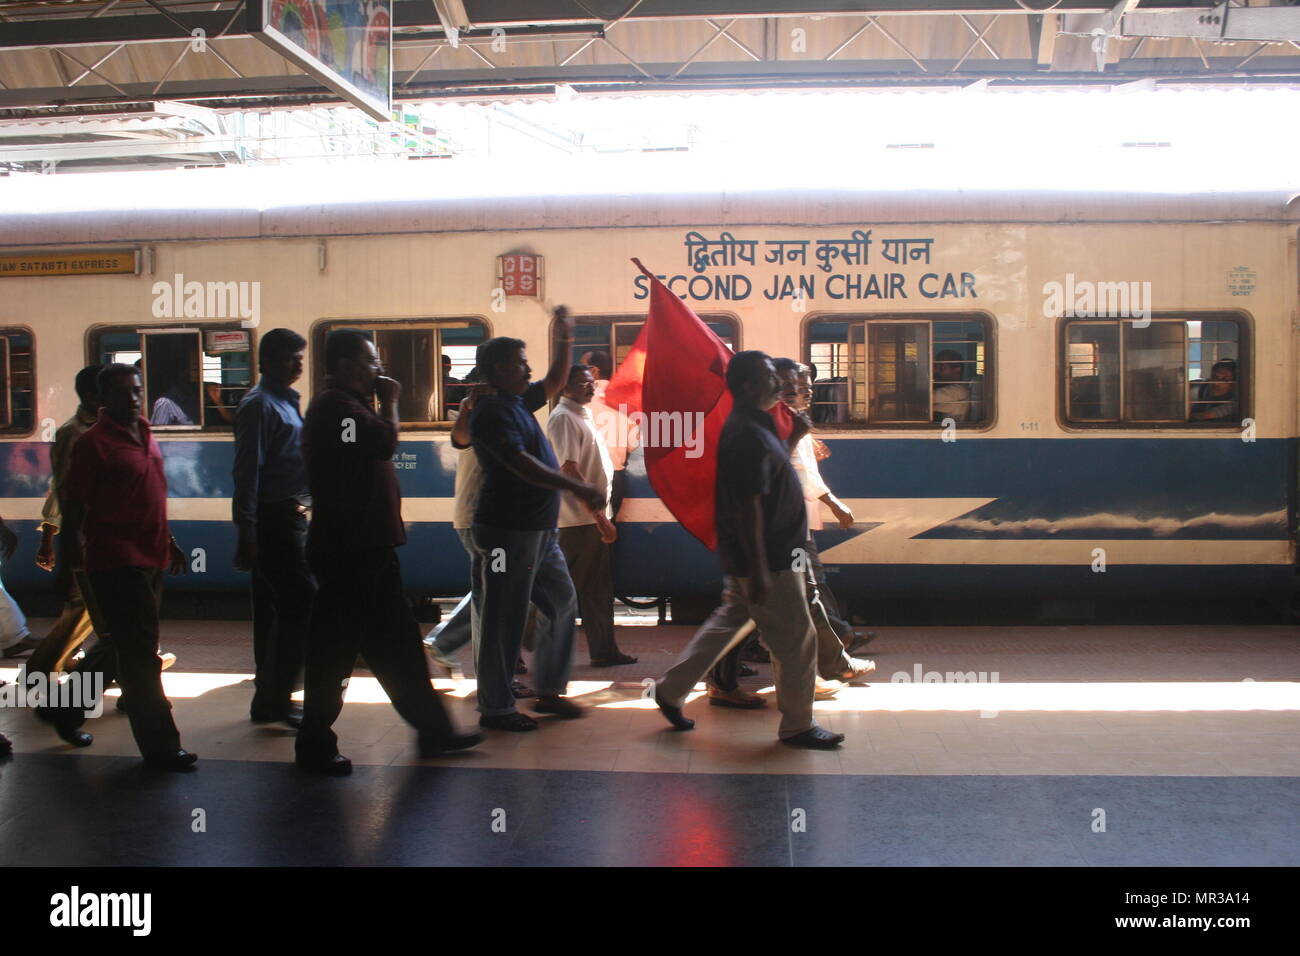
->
[296, 330, 481, 775]
[23, 365, 104, 674]
[470, 308, 605, 731]
[59, 364, 197, 770]
[547, 363, 637, 668]
[773, 357, 875, 690]
[654, 351, 844, 749]
[233, 328, 313, 728]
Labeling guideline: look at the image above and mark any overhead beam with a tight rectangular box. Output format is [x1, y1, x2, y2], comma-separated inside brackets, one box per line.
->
[1123, 6, 1300, 42]
[0, 2, 1214, 50]
[7, 54, 1300, 111]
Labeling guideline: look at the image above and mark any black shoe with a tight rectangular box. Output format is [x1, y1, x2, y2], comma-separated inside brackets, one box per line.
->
[143, 749, 199, 771]
[479, 712, 538, 732]
[781, 727, 845, 750]
[0, 733, 11, 758]
[296, 753, 352, 776]
[515, 659, 529, 675]
[590, 652, 639, 667]
[737, 662, 758, 678]
[654, 689, 695, 731]
[57, 726, 93, 748]
[34, 707, 92, 746]
[418, 731, 484, 757]
[251, 704, 303, 729]
[532, 696, 586, 719]
[511, 681, 537, 699]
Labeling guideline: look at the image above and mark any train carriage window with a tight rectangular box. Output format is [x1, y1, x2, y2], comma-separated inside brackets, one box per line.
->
[1064, 317, 1245, 425]
[567, 314, 739, 376]
[0, 329, 35, 435]
[90, 325, 253, 430]
[806, 315, 991, 426]
[312, 319, 488, 424]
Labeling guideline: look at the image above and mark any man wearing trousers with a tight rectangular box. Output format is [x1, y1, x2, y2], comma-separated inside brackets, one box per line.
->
[773, 357, 875, 688]
[233, 328, 313, 728]
[296, 329, 481, 775]
[654, 350, 845, 749]
[470, 309, 605, 732]
[546, 363, 636, 668]
[60, 364, 196, 770]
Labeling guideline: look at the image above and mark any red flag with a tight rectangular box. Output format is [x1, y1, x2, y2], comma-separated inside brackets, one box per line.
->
[606, 260, 793, 550]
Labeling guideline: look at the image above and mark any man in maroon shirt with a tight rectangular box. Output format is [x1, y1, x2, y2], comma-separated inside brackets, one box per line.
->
[60, 364, 196, 771]
[295, 330, 482, 775]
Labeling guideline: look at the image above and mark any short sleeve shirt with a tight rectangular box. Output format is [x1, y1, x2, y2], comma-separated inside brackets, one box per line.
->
[715, 404, 808, 576]
[546, 396, 613, 528]
[470, 382, 559, 531]
[63, 412, 172, 572]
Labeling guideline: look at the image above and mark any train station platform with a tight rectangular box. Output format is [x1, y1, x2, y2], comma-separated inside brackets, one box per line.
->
[1, 621, 1297, 867]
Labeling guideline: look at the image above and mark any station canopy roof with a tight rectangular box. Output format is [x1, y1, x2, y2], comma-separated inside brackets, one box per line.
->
[2, 1, 1300, 174]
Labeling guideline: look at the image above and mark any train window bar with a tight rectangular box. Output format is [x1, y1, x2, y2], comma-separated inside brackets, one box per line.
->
[0, 336, 10, 428]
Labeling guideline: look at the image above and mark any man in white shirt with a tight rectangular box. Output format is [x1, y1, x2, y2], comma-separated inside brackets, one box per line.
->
[933, 350, 972, 423]
[547, 364, 637, 667]
[775, 358, 875, 686]
[582, 351, 637, 520]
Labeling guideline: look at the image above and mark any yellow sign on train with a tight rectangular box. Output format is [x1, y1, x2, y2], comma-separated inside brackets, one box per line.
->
[0, 249, 136, 277]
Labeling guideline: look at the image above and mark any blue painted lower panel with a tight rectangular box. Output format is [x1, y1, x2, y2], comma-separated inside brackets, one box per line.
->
[1, 435, 1294, 599]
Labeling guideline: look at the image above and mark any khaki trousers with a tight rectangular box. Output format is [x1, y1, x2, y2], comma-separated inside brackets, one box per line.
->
[658, 569, 818, 739]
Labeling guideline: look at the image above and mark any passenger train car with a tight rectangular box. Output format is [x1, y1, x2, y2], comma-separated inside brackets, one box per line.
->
[1, 185, 1296, 612]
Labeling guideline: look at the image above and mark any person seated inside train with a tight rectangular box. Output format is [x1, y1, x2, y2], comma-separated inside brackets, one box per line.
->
[150, 370, 200, 425]
[429, 354, 466, 421]
[1189, 359, 1238, 421]
[933, 350, 971, 422]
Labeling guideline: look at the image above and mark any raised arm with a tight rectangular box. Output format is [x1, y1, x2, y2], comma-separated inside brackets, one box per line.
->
[541, 306, 574, 401]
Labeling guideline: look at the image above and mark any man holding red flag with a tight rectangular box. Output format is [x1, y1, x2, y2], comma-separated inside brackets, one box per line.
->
[652, 350, 844, 749]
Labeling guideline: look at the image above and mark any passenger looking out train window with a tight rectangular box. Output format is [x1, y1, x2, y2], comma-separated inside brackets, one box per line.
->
[1189, 359, 1238, 421]
[92, 326, 251, 431]
[313, 320, 484, 426]
[1064, 317, 1243, 425]
[933, 350, 972, 422]
[806, 316, 990, 426]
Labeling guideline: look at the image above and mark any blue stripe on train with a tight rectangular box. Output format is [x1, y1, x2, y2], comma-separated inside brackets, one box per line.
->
[1, 437, 1294, 596]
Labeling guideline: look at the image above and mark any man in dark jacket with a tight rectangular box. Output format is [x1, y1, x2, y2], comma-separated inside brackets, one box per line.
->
[295, 329, 481, 775]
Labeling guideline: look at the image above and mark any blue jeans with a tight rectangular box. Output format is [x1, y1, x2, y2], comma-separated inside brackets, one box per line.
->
[472, 525, 576, 716]
[431, 529, 480, 656]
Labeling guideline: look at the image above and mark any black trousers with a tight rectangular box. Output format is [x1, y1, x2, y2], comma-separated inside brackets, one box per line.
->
[296, 546, 452, 760]
[249, 501, 314, 715]
[75, 567, 181, 756]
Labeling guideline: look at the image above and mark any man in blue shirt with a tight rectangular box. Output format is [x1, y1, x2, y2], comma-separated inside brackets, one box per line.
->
[233, 328, 313, 728]
[470, 308, 605, 731]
